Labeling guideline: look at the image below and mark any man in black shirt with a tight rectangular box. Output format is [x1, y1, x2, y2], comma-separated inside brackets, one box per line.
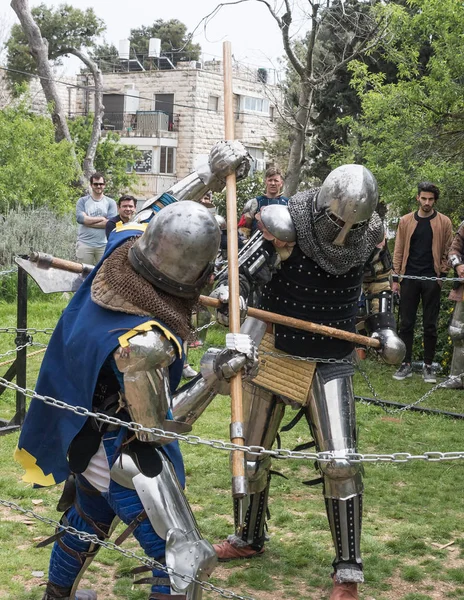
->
[105, 194, 137, 238]
[392, 182, 453, 382]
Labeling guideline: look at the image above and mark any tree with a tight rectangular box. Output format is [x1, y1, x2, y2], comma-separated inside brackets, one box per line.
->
[207, 0, 392, 195]
[68, 116, 142, 199]
[0, 104, 78, 212]
[8, 1, 105, 179]
[128, 19, 201, 67]
[332, 0, 464, 221]
[6, 3, 104, 89]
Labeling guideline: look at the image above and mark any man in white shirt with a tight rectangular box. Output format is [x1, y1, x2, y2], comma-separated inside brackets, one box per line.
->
[75, 172, 117, 265]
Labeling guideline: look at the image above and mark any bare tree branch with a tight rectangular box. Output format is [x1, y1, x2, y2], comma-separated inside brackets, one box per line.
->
[62, 47, 104, 178]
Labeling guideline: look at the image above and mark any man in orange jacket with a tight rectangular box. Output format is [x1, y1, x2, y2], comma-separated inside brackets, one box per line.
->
[392, 182, 452, 383]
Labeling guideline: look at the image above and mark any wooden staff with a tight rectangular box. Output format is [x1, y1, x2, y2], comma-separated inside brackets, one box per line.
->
[26, 252, 380, 349]
[200, 296, 381, 349]
[223, 41, 247, 501]
[30, 251, 93, 275]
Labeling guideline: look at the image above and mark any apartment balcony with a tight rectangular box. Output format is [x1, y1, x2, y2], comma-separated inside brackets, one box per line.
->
[101, 111, 179, 138]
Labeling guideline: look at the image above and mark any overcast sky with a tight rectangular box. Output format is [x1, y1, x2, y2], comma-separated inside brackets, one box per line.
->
[1, 0, 312, 77]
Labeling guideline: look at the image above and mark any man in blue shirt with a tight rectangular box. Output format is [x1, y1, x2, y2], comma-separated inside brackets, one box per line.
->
[76, 172, 117, 265]
[238, 167, 289, 239]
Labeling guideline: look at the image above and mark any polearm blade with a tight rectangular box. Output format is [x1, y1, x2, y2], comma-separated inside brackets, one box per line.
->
[223, 41, 248, 504]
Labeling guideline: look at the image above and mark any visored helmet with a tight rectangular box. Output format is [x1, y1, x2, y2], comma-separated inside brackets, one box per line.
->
[315, 164, 378, 246]
[129, 201, 220, 298]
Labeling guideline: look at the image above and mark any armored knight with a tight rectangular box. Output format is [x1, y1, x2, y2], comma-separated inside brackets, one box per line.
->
[14, 142, 257, 600]
[442, 222, 464, 388]
[210, 165, 405, 600]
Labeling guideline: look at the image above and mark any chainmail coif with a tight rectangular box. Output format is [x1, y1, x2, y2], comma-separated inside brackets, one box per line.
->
[288, 188, 384, 275]
[91, 239, 197, 341]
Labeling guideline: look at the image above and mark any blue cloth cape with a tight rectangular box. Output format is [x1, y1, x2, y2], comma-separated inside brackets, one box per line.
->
[15, 225, 185, 487]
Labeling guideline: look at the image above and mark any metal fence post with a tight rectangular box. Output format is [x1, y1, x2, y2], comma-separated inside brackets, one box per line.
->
[11, 266, 28, 426]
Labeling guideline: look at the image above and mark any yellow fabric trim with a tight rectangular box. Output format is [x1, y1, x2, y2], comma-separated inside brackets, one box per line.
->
[118, 320, 182, 357]
[114, 222, 147, 233]
[14, 446, 57, 487]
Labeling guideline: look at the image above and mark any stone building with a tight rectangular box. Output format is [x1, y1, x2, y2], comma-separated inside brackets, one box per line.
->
[75, 60, 281, 199]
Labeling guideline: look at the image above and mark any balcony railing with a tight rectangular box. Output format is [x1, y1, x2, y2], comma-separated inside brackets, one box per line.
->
[101, 111, 179, 136]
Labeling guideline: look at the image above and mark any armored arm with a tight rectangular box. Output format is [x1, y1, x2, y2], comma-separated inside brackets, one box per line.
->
[113, 330, 186, 444]
[362, 244, 405, 364]
[114, 330, 258, 436]
[212, 205, 296, 325]
[172, 333, 259, 426]
[135, 141, 250, 223]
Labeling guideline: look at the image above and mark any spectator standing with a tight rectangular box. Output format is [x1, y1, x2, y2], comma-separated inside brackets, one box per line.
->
[105, 194, 137, 238]
[238, 167, 289, 239]
[392, 182, 453, 382]
[76, 172, 117, 265]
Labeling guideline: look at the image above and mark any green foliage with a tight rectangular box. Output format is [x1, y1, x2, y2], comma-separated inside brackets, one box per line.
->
[214, 171, 265, 219]
[5, 3, 104, 91]
[331, 0, 464, 220]
[88, 42, 120, 72]
[0, 105, 78, 212]
[68, 116, 141, 198]
[128, 19, 200, 66]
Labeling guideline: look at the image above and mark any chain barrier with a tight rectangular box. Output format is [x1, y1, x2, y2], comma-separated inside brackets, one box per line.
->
[0, 341, 35, 360]
[193, 320, 217, 335]
[1, 376, 463, 463]
[0, 327, 55, 336]
[0, 268, 17, 277]
[393, 273, 463, 282]
[0, 499, 255, 600]
[354, 360, 454, 414]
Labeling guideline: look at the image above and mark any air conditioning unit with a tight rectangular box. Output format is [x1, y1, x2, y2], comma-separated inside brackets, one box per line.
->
[255, 159, 266, 172]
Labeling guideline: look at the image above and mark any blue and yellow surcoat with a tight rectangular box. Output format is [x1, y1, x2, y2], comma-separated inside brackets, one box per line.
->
[15, 225, 185, 487]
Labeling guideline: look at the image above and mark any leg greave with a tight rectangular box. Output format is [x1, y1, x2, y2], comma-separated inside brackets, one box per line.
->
[231, 471, 271, 549]
[306, 371, 364, 581]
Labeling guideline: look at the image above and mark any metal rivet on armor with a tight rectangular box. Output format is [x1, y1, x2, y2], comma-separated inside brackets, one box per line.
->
[315, 289, 318, 292]
[303, 305, 306, 308]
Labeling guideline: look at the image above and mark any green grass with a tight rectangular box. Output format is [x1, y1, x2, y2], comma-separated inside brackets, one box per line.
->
[0, 300, 463, 599]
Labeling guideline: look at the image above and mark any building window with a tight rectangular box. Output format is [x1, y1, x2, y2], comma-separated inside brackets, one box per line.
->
[241, 95, 270, 114]
[208, 95, 219, 111]
[134, 150, 153, 174]
[246, 147, 266, 173]
[160, 147, 175, 174]
[153, 93, 174, 129]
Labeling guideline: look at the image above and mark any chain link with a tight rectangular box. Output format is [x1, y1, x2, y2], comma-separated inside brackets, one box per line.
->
[354, 359, 460, 414]
[0, 499, 255, 600]
[0, 341, 35, 360]
[394, 273, 462, 282]
[0, 268, 17, 277]
[193, 320, 217, 334]
[261, 350, 352, 365]
[0, 327, 55, 336]
[1, 376, 463, 463]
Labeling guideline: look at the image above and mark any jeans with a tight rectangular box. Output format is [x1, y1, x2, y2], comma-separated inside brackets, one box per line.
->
[398, 278, 441, 364]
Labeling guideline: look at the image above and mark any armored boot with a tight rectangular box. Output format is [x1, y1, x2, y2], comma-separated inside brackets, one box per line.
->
[214, 475, 270, 561]
[42, 581, 97, 600]
[442, 302, 464, 389]
[213, 384, 284, 562]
